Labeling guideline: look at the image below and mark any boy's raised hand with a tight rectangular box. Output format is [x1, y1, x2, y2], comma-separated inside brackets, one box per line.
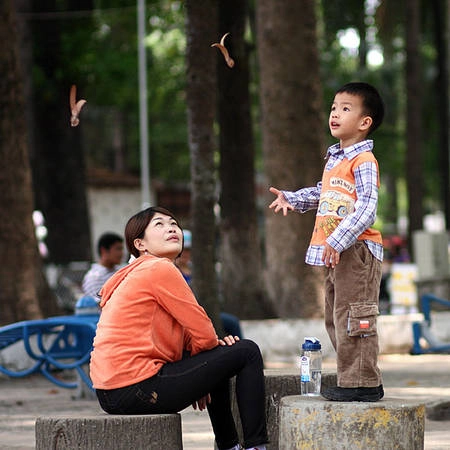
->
[269, 187, 294, 216]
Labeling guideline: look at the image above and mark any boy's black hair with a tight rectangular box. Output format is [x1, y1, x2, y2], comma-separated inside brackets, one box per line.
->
[97, 232, 123, 256]
[336, 82, 384, 134]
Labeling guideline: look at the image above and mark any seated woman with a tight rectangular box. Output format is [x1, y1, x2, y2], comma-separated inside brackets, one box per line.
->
[90, 206, 268, 450]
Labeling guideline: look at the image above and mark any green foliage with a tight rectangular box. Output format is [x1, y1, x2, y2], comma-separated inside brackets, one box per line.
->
[319, 0, 444, 231]
[34, 0, 445, 225]
[72, 0, 189, 180]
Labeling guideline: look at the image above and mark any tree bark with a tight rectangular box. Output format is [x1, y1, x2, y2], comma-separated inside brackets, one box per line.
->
[405, 0, 424, 241]
[217, 0, 275, 319]
[29, 0, 92, 264]
[431, 0, 449, 227]
[185, 0, 222, 331]
[0, 0, 59, 325]
[257, 0, 325, 318]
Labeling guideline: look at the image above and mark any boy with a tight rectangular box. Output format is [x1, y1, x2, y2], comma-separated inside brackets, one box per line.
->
[269, 82, 384, 402]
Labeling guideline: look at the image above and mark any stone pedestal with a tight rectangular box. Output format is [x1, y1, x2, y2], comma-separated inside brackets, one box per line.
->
[279, 396, 425, 450]
[36, 414, 182, 450]
[230, 371, 337, 450]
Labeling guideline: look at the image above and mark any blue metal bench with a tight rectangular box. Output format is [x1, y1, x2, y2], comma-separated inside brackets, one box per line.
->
[0, 314, 99, 389]
[411, 293, 450, 354]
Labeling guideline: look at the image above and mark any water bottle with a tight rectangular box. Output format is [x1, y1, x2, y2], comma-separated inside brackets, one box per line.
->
[300, 337, 322, 396]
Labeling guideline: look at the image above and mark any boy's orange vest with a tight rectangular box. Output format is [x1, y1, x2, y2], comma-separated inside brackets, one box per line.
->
[310, 151, 382, 246]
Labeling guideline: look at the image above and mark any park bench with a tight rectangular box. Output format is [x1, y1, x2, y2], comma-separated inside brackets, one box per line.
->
[0, 313, 99, 390]
[411, 293, 450, 354]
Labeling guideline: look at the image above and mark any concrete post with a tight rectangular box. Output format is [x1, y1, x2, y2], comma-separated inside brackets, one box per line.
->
[279, 396, 425, 450]
[36, 414, 182, 450]
[230, 371, 337, 450]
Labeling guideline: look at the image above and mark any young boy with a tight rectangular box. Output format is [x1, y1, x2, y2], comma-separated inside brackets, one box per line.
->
[269, 82, 384, 402]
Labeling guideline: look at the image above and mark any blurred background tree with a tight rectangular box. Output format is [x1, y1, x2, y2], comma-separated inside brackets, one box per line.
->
[258, 0, 325, 318]
[185, 0, 221, 331]
[26, 0, 94, 264]
[0, 0, 59, 324]
[217, 0, 274, 319]
[1, 0, 449, 321]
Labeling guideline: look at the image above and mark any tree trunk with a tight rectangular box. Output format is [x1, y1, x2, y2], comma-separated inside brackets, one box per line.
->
[0, 0, 59, 325]
[29, 0, 92, 264]
[185, 0, 222, 331]
[257, 0, 325, 318]
[431, 0, 449, 227]
[405, 0, 424, 241]
[217, 0, 275, 319]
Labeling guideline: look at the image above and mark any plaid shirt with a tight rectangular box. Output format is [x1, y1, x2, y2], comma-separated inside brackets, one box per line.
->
[282, 139, 383, 266]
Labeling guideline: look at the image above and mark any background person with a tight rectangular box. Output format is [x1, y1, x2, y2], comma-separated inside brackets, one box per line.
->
[90, 207, 268, 450]
[82, 232, 124, 301]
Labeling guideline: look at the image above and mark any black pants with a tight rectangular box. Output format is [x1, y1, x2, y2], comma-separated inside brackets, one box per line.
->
[96, 339, 268, 449]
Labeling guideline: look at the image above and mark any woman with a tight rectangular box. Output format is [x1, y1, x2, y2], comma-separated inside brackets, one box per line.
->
[90, 207, 268, 450]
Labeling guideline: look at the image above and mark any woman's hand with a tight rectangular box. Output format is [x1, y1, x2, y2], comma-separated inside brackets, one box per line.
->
[192, 394, 211, 411]
[218, 335, 240, 346]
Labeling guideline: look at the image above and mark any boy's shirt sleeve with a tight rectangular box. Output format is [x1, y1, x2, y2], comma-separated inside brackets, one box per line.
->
[326, 161, 379, 252]
[282, 182, 322, 213]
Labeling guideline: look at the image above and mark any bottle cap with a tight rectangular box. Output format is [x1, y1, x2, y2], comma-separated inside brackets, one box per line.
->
[302, 337, 321, 350]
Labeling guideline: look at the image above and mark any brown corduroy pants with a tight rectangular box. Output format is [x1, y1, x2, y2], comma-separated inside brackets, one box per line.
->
[324, 241, 383, 388]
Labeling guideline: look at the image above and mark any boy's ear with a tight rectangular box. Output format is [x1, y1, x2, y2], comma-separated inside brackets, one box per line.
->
[360, 116, 373, 131]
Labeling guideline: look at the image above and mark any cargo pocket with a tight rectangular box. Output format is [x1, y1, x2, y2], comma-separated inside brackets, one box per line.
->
[347, 302, 379, 337]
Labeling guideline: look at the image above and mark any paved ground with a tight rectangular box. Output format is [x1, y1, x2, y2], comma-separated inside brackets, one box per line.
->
[0, 353, 449, 449]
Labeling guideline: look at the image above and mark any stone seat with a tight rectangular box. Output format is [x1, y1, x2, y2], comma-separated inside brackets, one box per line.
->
[278, 395, 425, 450]
[35, 413, 182, 450]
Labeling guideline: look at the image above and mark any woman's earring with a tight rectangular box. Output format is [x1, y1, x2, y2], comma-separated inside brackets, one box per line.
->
[144, 249, 149, 255]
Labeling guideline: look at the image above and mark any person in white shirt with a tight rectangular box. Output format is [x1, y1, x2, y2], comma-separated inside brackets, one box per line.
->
[82, 232, 124, 301]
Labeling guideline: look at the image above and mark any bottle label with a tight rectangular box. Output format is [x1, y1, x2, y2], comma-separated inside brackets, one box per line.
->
[300, 355, 310, 382]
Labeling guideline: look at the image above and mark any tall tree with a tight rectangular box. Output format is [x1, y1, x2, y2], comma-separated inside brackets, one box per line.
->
[257, 0, 325, 318]
[431, 0, 449, 227]
[29, 0, 93, 264]
[217, 0, 275, 319]
[405, 0, 424, 242]
[0, 0, 59, 325]
[185, 0, 222, 331]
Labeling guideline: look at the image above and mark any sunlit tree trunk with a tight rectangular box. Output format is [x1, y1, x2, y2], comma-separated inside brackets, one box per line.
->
[0, 0, 59, 325]
[257, 0, 325, 318]
[185, 0, 222, 331]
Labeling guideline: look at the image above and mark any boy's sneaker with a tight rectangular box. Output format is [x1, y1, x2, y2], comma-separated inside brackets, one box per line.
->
[322, 385, 384, 402]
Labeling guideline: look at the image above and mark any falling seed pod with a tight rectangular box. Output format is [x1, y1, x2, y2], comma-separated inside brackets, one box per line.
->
[70, 84, 87, 127]
[211, 32, 235, 68]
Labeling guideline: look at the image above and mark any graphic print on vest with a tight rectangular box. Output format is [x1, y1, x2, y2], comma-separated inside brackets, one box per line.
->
[317, 177, 355, 237]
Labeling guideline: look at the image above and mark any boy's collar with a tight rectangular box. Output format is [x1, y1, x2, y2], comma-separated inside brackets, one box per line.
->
[326, 139, 373, 159]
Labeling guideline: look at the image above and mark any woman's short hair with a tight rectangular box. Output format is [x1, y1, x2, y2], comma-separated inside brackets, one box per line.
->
[125, 206, 181, 258]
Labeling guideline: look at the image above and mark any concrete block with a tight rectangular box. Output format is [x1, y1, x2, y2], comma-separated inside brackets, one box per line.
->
[278, 396, 425, 450]
[231, 371, 337, 450]
[35, 414, 182, 450]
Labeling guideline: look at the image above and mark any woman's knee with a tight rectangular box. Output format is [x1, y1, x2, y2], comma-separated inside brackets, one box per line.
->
[239, 339, 264, 363]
